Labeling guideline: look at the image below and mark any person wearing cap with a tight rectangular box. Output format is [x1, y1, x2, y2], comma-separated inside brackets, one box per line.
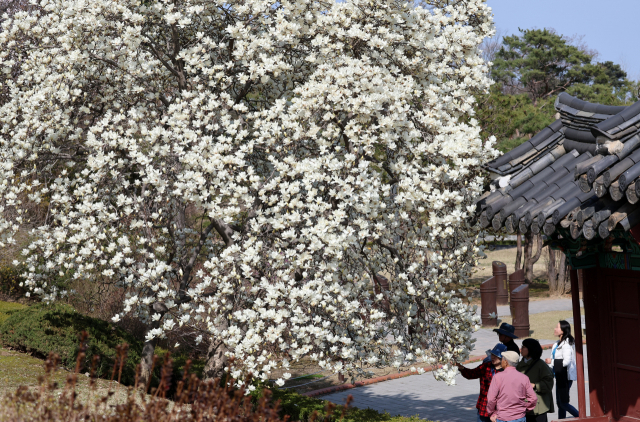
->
[494, 323, 520, 355]
[487, 351, 537, 422]
[457, 344, 507, 422]
[517, 339, 554, 422]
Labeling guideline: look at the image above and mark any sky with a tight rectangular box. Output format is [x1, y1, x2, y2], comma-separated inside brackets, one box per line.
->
[487, 0, 640, 80]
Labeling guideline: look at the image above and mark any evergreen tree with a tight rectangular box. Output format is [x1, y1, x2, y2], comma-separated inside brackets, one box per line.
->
[492, 28, 595, 103]
[480, 29, 637, 151]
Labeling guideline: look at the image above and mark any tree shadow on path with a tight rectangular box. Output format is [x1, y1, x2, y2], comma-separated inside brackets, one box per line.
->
[328, 391, 479, 421]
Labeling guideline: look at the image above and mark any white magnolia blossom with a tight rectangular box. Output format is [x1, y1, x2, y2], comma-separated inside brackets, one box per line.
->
[0, 0, 496, 384]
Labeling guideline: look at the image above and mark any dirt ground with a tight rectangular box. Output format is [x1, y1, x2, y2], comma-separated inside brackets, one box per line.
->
[470, 245, 549, 284]
[468, 245, 568, 302]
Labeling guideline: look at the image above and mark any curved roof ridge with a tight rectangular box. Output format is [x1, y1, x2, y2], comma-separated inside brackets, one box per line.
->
[591, 100, 640, 141]
[556, 92, 627, 116]
[479, 94, 640, 246]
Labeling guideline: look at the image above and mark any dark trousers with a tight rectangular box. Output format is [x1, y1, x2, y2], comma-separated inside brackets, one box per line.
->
[556, 379, 579, 419]
[526, 413, 548, 422]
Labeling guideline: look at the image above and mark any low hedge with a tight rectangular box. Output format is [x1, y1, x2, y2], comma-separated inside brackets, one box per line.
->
[258, 388, 427, 422]
[0, 303, 143, 385]
[0, 301, 27, 325]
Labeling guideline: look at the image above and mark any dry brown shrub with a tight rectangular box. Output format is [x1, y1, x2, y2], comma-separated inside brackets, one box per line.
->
[0, 332, 296, 422]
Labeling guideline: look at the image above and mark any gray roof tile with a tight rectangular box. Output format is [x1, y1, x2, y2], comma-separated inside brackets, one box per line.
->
[480, 93, 640, 240]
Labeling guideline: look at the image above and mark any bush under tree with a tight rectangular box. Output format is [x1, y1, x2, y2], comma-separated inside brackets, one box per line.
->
[0, 304, 143, 385]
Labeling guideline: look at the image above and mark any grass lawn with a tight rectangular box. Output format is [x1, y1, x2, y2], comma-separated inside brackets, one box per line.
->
[0, 347, 63, 392]
[0, 301, 27, 325]
[0, 300, 144, 407]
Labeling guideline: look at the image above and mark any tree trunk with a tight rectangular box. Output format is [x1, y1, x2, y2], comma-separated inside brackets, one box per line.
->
[203, 336, 229, 382]
[523, 232, 533, 280]
[523, 233, 543, 283]
[139, 337, 158, 389]
[556, 253, 569, 295]
[515, 234, 523, 271]
[138, 303, 168, 389]
[548, 249, 571, 295]
[531, 234, 543, 265]
[547, 248, 558, 292]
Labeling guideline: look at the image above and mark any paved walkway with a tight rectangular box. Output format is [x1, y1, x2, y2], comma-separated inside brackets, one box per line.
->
[478, 297, 574, 317]
[323, 298, 585, 421]
[325, 348, 589, 421]
[470, 328, 556, 358]
[473, 297, 575, 354]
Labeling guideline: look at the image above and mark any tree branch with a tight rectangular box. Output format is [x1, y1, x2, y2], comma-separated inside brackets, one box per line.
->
[178, 221, 217, 297]
[142, 41, 180, 79]
[531, 234, 543, 264]
[382, 163, 399, 185]
[211, 218, 235, 247]
[171, 25, 181, 60]
[375, 239, 405, 271]
[234, 80, 253, 104]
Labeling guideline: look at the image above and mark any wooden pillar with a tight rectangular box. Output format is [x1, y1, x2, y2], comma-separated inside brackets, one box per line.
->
[582, 267, 605, 417]
[570, 268, 587, 418]
[508, 268, 525, 317]
[493, 261, 509, 305]
[510, 284, 530, 338]
[480, 276, 498, 327]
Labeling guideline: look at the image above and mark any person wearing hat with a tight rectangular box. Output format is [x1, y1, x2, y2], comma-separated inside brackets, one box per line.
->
[457, 343, 507, 422]
[487, 350, 537, 422]
[494, 323, 520, 356]
[517, 339, 554, 422]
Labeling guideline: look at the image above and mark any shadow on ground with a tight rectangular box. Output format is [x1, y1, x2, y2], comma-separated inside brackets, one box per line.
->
[330, 391, 479, 422]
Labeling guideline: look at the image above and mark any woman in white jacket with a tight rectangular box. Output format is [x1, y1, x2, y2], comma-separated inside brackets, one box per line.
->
[545, 320, 578, 419]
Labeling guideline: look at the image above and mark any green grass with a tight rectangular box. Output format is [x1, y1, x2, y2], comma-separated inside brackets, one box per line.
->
[0, 346, 117, 393]
[0, 303, 143, 385]
[0, 301, 27, 325]
[0, 302, 27, 313]
[0, 346, 148, 409]
[0, 347, 62, 391]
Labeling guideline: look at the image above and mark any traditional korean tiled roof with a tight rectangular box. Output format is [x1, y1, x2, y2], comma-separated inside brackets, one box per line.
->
[477, 93, 640, 243]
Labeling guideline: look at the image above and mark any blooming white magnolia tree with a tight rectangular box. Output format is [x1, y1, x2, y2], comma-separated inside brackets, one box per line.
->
[0, 0, 496, 386]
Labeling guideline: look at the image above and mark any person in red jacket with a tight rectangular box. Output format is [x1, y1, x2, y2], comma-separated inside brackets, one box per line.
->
[458, 343, 508, 422]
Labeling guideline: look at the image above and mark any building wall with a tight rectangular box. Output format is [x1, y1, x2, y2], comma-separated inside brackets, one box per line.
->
[583, 266, 640, 421]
